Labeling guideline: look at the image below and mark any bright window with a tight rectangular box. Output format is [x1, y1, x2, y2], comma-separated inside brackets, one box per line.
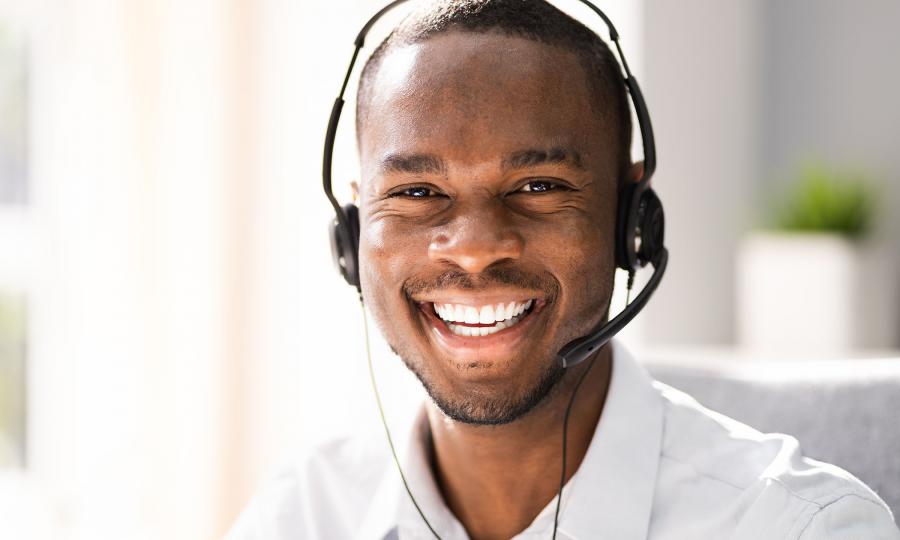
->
[0, 16, 28, 469]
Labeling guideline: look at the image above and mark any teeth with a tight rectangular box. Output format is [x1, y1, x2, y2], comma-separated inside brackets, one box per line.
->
[441, 303, 455, 322]
[447, 312, 523, 337]
[434, 300, 534, 326]
[434, 298, 536, 337]
[434, 300, 534, 324]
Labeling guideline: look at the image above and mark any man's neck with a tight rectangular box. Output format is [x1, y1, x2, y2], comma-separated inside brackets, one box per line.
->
[425, 346, 613, 540]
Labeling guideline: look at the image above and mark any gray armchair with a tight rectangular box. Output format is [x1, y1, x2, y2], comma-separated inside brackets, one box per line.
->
[644, 355, 900, 521]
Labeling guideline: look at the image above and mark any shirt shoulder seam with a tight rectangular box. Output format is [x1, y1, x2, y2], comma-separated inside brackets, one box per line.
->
[767, 476, 885, 509]
[659, 452, 746, 492]
[767, 476, 828, 508]
[793, 491, 890, 540]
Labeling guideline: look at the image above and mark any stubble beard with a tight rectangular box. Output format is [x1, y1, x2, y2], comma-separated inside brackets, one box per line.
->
[391, 344, 567, 426]
[370, 264, 590, 425]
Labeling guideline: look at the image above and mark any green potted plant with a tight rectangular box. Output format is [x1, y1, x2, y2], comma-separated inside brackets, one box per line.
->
[771, 164, 875, 239]
[736, 162, 896, 355]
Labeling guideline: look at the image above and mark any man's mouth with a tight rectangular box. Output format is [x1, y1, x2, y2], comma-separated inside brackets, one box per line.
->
[432, 300, 535, 337]
[412, 293, 548, 367]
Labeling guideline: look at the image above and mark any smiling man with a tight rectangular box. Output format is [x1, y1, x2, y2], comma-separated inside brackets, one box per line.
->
[227, 1, 899, 539]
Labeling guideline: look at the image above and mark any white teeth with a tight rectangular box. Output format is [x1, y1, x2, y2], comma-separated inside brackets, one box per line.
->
[447, 312, 524, 337]
[479, 305, 495, 324]
[449, 322, 509, 337]
[433, 299, 536, 336]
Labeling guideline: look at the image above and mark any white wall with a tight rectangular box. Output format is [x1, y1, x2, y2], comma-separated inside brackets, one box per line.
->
[640, 0, 761, 345]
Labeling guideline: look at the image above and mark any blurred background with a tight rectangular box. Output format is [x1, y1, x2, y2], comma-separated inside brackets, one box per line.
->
[0, 0, 897, 538]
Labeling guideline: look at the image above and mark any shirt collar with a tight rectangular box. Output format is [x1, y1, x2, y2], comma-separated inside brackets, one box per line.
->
[356, 340, 665, 540]
[355, 409, 466, 540]
[551, 339, 664, 540]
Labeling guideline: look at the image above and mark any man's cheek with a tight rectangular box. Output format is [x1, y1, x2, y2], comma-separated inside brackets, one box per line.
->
[360, 220, 397, 290]
[360, 230, 421, 341]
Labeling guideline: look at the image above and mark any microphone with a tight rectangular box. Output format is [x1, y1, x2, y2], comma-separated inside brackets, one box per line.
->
[556, 248, 668, 368]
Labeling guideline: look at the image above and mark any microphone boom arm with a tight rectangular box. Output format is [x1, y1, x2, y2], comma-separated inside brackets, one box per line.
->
[557, 248, 668, 368]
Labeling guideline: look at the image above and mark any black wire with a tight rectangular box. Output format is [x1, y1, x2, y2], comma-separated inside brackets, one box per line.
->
[551, 352, 598, 539]
[625, 270, 636, 305]
[552, 271, 633, 538]
[360, 296, 443, 539]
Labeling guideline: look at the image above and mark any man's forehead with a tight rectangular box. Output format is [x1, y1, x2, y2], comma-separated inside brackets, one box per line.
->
[368, 31, 584, 102]
[359, 31, 601, 169]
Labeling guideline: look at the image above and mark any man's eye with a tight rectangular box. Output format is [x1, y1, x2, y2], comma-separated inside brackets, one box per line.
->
[518, 180, 561, 193]
[391, 186, 436, 198]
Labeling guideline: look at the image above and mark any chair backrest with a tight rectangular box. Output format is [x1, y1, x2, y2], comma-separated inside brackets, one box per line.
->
[644, 357, 900, 521]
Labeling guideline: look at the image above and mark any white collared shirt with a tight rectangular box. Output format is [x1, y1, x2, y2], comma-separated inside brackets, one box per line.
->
[226, 341, 900, 539]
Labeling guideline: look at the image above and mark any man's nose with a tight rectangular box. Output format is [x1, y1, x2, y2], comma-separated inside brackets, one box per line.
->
[427, 202, 525, 274]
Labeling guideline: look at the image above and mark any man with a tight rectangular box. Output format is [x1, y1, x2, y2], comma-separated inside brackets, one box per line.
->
[228, 1, 899, 538]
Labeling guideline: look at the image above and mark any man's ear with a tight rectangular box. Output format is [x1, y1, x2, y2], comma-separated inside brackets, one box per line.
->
[351, 181, 360, 205]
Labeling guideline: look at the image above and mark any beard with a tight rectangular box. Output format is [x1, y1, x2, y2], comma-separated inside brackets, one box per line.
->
[392, 264, 567, 425]
[388, 341, 567, 425]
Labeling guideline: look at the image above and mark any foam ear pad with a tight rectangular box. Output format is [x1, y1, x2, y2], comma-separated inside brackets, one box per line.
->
[615, 183, 639, 271]
[635, 188, 665, 266]
[615, 184, 665, 272]
[329, 203, 361, 289]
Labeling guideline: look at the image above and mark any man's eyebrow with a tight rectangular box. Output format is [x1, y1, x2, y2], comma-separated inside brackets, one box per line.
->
[379, 153, 447, 175]
[502, 147, 585, 171]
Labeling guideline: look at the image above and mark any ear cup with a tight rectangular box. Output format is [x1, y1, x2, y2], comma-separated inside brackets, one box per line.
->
[615, 183, 665, 272]
[615, 183, 639, 271]
[635, 188, 664, 266]
[329, 203, 361, 289]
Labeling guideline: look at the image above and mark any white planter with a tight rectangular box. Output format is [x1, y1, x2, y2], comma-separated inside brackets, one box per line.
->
[736, 232, 899, 356]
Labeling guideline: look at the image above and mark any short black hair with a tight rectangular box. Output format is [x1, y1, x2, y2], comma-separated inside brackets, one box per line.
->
[355, 0, 633, 178]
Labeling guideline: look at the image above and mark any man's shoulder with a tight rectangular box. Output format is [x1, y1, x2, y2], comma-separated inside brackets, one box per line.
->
[302, 431, 393, 487]
[651, 381, 898, 539]
[225, 432, 391, 540]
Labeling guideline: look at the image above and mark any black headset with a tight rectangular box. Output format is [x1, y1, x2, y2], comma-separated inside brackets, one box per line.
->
[323, 0, 668, 369]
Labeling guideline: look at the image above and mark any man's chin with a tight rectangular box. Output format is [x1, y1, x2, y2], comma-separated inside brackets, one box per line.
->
[405, 353, 566, 426]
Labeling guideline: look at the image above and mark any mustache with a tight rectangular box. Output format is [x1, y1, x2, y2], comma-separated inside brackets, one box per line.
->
[403, 264, 560, 300]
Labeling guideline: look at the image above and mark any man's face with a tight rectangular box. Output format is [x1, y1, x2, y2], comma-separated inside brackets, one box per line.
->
[357, 31, 621, 424]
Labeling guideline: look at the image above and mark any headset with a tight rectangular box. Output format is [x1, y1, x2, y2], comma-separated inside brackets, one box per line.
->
[323, 1, 668, 537]
[324, 0, 667, 370]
